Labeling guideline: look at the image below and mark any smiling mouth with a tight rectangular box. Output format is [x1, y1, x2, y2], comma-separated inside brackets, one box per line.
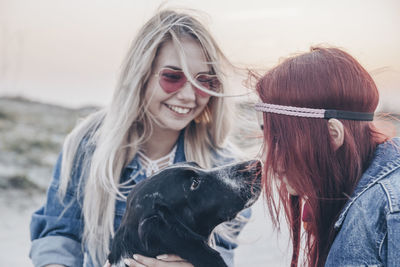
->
[166, 104, 192, 115]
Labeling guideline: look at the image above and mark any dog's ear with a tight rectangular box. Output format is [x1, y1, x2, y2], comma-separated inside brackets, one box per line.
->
[138, 214, 164, 252]
[138, 202, 170, 252]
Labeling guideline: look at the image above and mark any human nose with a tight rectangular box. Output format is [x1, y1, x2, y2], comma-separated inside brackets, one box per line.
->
[176, 81, 196, 101]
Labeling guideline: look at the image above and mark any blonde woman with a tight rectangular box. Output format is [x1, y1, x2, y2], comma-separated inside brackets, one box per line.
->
[30, 9, 246, 267]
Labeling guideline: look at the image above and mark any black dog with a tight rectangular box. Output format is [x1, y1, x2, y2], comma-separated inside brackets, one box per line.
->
[108, 160, 262, 267]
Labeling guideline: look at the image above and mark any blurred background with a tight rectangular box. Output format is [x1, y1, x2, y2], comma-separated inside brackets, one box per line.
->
[1, 0, 400, 109]
[0, 0, 399, 266]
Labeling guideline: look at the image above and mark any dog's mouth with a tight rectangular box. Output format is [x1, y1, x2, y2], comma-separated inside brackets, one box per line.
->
[244, 194, 260, 208]
[241, 178, 262, 210]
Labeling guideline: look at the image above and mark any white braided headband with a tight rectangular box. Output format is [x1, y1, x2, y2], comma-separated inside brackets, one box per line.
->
[254, 103, 374, 121]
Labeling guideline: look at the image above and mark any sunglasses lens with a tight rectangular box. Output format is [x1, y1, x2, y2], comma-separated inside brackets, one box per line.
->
[159, 69, 187, 93]
[158, 68, 220, 97]
[195, 75, 221, 97]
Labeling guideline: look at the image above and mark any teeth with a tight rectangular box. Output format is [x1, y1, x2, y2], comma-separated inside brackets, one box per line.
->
[167, 104, 191, 114]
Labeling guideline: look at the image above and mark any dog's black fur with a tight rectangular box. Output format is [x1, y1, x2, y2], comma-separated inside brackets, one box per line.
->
[108, 160, 261, 267]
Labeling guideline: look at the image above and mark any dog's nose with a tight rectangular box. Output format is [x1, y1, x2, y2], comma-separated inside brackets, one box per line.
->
[249, 159, 262, 173]
[238, 159, 262, 175]
[229, 159, 262, 186]
[247, 159, 262, 182]
[233, 160, 262, 203]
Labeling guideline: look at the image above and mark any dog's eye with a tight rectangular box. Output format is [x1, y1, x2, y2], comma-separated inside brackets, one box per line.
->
[190, 178, 201, 190]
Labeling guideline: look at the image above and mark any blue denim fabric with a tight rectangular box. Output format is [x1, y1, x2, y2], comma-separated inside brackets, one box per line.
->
[30, 131, 248, 267]
[325, 138, 400, 267]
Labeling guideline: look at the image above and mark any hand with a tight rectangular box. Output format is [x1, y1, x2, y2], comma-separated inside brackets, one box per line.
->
[103, 260, 111, 267]
[123, 254, 194, 267]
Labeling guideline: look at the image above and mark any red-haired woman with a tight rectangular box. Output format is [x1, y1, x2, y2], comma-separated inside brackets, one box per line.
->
[255, 47, 400, 267]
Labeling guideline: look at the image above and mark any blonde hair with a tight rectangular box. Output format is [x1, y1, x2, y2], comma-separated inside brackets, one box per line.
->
[58, 9, 238, 265]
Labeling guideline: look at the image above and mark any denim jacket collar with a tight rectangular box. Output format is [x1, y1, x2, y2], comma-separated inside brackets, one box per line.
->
[334, 137, 400, 229]
[125, 154, 140, 171]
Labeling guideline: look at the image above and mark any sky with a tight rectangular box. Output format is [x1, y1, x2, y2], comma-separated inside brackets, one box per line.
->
[1, 0, 399, 110]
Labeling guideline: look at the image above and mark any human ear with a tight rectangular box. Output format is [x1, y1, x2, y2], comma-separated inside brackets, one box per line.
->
[327, 119, 344, 151]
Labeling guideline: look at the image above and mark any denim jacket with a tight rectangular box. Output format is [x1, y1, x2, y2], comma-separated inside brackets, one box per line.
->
[30, 132, 248, 267]
[325, 137, 400, 267]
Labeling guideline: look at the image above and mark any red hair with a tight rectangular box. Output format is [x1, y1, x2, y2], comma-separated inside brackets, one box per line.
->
[256, 47, 388, 266]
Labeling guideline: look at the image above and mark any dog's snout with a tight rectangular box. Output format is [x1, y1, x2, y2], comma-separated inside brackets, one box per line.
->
[218, 160, 262, 193]
[248, 160, 262, 173]
[238, 160, 262, 208]
[237, 160, 262, 181]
